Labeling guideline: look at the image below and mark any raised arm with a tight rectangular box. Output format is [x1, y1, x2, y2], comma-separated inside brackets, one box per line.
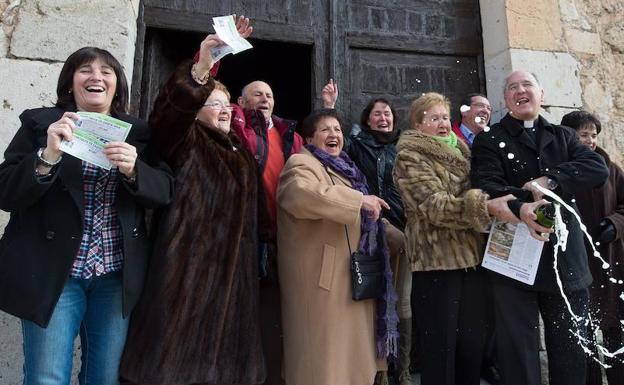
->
[149, 36, 224, 161]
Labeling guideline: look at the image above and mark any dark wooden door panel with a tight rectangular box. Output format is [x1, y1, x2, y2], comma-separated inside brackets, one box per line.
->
[348, 48, 481, 127]
[345, 0, 482, 54]
[133, 0, 484, 129]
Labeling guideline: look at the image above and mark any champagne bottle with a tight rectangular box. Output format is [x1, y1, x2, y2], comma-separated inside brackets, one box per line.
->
[535, 203, 556, 228]
[535, 202, 559, 239]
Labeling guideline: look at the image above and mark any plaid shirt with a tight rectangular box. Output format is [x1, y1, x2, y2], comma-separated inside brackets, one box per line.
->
[71, 161, 124, 279]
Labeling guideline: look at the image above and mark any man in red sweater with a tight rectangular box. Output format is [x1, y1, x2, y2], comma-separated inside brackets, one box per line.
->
[231, 79, 336, 385]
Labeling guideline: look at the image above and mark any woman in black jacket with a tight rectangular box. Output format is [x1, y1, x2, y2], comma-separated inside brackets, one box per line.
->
[0, 47, 173, 385]
[346, 98, 412, 385]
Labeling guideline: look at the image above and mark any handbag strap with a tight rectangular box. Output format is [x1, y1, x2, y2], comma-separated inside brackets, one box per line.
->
[325, 166, 353, 255]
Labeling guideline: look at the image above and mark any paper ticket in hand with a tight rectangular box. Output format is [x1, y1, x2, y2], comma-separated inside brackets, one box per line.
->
[59, 112, 132, 170]
[210, 15, 253, 61]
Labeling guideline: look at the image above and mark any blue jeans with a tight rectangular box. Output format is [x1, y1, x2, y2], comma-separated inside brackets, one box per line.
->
[22, 272, 129, 385]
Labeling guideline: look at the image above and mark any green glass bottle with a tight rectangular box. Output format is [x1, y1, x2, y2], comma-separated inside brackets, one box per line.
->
[535, 202, 558, 228]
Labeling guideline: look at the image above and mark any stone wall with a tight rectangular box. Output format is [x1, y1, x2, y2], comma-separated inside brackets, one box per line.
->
[0, 1, 139, 383]
[481, 0, 624, 166]
[560, 0, 624, 166]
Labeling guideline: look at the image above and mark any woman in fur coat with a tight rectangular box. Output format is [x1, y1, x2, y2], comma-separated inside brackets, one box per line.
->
[393, 92, 515, 385]
[119, 21, 266, 385]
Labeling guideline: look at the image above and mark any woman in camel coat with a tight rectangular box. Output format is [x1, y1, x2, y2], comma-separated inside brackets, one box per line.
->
[277, 109, 396, 385]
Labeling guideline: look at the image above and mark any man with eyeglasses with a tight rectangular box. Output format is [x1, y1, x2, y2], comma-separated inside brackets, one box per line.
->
[230, 79, 337, 385]
[452, 93, 491, 147]
[471, 70, 608, 385]
[449, 93, 502, 385]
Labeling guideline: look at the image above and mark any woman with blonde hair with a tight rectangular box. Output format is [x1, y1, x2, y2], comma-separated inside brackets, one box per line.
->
[394, 92, 515, 385]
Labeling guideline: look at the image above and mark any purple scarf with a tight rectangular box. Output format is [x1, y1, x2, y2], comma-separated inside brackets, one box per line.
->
[305, 144, 399, 359]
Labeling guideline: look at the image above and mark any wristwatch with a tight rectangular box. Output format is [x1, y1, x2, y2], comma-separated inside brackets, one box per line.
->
[546, 177, 558, 190]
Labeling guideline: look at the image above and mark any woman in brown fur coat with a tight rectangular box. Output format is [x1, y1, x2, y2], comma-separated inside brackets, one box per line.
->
[393, 93, 515, 385]
[119, 24, 266, 385]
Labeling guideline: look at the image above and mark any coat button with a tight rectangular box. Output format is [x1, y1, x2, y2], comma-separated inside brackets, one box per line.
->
[132, 228, 139, 238]
[45, 231, 55, 240]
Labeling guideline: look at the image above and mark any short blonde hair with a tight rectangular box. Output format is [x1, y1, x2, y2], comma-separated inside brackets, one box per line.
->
[213, 80, 231, 101]
[408, 92, 451, 129]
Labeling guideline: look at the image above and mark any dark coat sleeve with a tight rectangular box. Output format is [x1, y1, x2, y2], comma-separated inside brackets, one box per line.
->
[0, 109, 62, 211]
[607, 162, 624, 242]
[149, 60, 215, 164]
[470, 132, 530, 217]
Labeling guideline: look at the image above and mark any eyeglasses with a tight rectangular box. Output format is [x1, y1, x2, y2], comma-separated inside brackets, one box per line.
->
[423, 115, 450, 125]
[471, 102, 492, 111]
[203, 101, 234, 112]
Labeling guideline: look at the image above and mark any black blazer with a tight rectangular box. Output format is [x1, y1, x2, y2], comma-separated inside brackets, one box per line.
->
[0, 107, 174, 326]
[471, 114, 608, 292]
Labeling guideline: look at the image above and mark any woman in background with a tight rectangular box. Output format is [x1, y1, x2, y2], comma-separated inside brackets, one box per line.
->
[346, 97, 412, 385]
[561, 110, 624, 385]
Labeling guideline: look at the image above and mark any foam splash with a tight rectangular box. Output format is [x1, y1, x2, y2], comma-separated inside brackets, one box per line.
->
[460, 105, 470, 113]
[532, 182, 623, 367]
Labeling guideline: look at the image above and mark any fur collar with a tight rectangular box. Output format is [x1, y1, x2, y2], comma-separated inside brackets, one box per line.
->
[397, 129, 471, 174]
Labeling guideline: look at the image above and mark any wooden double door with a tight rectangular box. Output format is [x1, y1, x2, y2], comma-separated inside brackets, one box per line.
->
[132, 0, 485, 128]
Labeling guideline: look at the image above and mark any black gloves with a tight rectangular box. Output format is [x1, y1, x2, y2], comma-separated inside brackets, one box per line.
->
[598, 219, 616, 244]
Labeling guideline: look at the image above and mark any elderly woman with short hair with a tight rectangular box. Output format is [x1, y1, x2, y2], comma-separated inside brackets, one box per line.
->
[393, 92, 514, 385]
[277, 108, 398, 385]
[118, 20, 267, 385]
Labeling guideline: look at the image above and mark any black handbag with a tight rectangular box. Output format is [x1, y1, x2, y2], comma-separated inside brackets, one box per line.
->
[346, 227, 385, 301]
[326, 167, 385, 300]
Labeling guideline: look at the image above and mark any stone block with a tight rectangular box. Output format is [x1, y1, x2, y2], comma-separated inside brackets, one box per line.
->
[540, 106, 578, 125]
[506, 0, 565, 51]
[0, 312, 23, 385]
[0, 58, 62, 158]
[509, 48, 582, 108]
[558, 0, 579, 22]
[483, 49, 512, 123]
[582, 78, 613, 113]
[10, 0, 138, 84]
[604, 20, 624, 54]
[0, 32, 8, 57]
[564, 28, 602, 55]
[479, 0, 510, 58]
[558, 0, 591, 30]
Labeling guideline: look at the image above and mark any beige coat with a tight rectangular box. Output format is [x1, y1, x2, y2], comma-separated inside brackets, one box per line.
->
[393, 130, 491, 271]
[277, 148, 386, 385]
